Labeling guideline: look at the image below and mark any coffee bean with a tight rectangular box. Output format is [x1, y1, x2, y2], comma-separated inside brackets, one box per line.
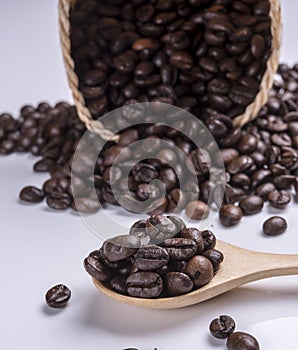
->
[102, 235, 140, 262]
[202, 249, 224, 272]
[202, 230, 217, 251]
[226, 331, 260, 350]
[110, 275, 128, 295]
[19, 186, 45, 203]
[181, 227, 204, 254]
[185, 255, 213, 287]
[84, 250, 111, 282]
[46, 192, 72, 210]
[45, 284, 71, 308]
[185, 200, 210, 220]
[268, 190, 291, 209]
[126, 272, 163, 298]
[209, 315, 236, 339]
[263, 216, 287, 236]
[165, 272, 193, 296]
[71, 197, 101, 214]
[146, 215, 179, 243]
[162, 238, 197, 260]
[131, 245, 169, 270]
[255, 182, 276, 200]
[170, 52, 193, 70]
[219, 204, 243, 226]
[239, 195, 264, 215]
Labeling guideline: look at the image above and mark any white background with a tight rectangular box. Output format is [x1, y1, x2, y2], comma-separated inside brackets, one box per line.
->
[0, 1, 298, 349]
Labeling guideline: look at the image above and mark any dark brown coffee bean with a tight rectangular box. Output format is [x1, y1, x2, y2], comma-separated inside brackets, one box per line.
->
[46, 192, 71, 210]
[219, 204, 243, 226]
[126, 272, 163, 298]
[255, 182, 276, 200]
[170, 52, 193, 70]
[239, 195, 264, 215]
[226, 331, 260, 350]
[181, 227, 204, 254]
[231, 173, 251, 188]
[110, 275, 128, 295]
[251, 34, 265, 58]
[185, 255, 213, 287]
[202, 249, 224, 272]
[135, 4, 155, 22]
[19, 186, 45, 203]
[263, 216, 287, 236]
[273, 175, 296, 190]
[102, 235, 140, 262]
[162, 238, 197, 260]
[268, 190, 291, 209]
[45, 284, 71, 308]
[227, 155, 254, 175]
[146, 215, 180, 243]
[71, 197, 101, 214]
[84, 250, 111, 282]
[165, 272, 193, 296]
[238, 134, 258, 154]
[201, 230, 216, 251]
[185, 200, 210, 220]
[210, 315, 236, 339]
[131, 245, 169, 270]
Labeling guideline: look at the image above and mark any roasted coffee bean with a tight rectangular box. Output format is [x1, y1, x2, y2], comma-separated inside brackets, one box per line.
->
[46, 192, 72, 210]
[129, 219, 150, 246]
[202, 249, 224, 272]
[126, 272, 163, 298]
[185, 200, 210, 220]
[209, 315, 236, 339]
[226, 331, 260, 350]
[131, 245, 169, 270]
[227, 156, 254, 175]
[146, 215, 180, 243]
[84, 250, 111, 282]
[110, 275, 128, 295]
[170, 52, 193, 70]
[273, 175, 296, 190]
[71, 197, 101, 214]
[181, 227, 204, 254]
[102, 235, 140, 262]
[231, 173, 251, 188]
[165, 272, 193, 296]
[202, 230, 217, 251]
[239, 195, 264, 215]
[219, 204, 243, 226]
[255, 182, 276, 200]
[263, 216, 287, 236]
[238, 134, 258, 154]
[19, 186, 45, 203]
[185, 255, 214, 287]
[162, 238, 197, 260]
[45, 284, 71, 308]
[268, 190, 291, 209]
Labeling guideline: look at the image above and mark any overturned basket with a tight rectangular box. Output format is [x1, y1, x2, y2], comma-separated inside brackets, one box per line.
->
[59, 0, 282, 141]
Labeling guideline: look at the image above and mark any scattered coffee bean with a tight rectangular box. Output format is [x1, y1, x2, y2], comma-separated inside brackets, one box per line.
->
[268, 190, 291, 209]
[239, 195, 264, 215]
[263, 216, 287, 236]
[185, 200, 210, 220]
[209, 315, 236, 339]
[219, 205, 243, 226]
[226, 331, 260, 350]
[45, 284, 71, 308]
[19, 186, 45, 203]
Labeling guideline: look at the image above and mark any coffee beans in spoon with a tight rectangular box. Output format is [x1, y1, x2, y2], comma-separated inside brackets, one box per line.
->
[84, 215, 224, 298]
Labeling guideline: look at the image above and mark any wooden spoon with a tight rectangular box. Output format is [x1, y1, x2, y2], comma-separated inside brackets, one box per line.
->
[93, 240, 298, 309]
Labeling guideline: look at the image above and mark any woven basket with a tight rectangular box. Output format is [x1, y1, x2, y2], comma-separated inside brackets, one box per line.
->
[59, 0, 282, 142]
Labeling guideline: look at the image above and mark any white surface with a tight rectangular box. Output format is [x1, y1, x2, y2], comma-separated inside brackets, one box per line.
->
[0, 1, 298, 349]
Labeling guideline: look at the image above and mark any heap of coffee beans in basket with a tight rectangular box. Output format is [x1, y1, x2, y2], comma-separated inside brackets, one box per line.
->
[84, 215, 223, 298]
[70, 0, 272, 121]
[0, 64, 297, 229]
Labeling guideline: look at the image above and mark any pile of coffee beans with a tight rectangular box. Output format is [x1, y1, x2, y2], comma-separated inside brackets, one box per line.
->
[0, 64, 297, 228]
[70, 0, 272, 122]
[84, 215, 223, 298]
[209, 315, 260, 350]
[45, 284, 71, 308]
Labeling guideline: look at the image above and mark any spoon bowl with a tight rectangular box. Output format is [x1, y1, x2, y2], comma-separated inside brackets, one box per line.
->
[93, 240, 298, 309]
